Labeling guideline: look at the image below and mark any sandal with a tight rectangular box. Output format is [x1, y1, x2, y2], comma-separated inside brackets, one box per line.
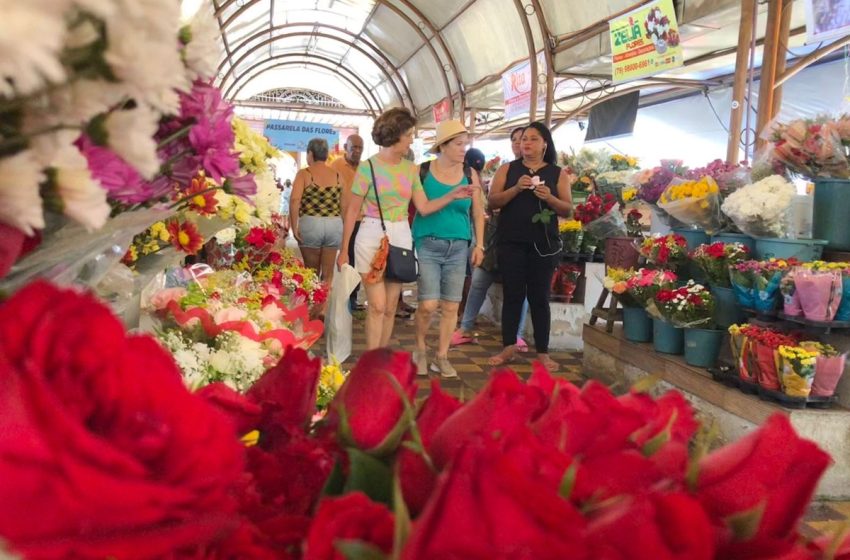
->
[538, 355, 560, 372]
[515, 337, 529, 352]
[488, 347, 517, 367]
[450, 330, 477, 346]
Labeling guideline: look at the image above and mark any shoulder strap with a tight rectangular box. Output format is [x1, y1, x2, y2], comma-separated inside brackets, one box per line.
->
[463, 165, 473, 185]
[419, 160, 431, 185]
[367, 160, 387, 233]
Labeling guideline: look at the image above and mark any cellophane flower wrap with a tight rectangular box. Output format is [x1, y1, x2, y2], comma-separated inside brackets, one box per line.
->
[781, 268, 803, 317]
[687, 159, 752, 198]
[638, 233, 688, 269]
[625, 267, 678, 309]
[603, 268, 637, 307]
[720, 175, 796, 237]
[803, 342, 848, 397]
[777, 345, 818, 397]
[767, 114, 850, 179]
[558, 219, 584, 253]
[802, 261, 850, 321]
[737, 324, 799, 389]
[658, 176, 722, 233]
[690, 242, 749, 288]
[653, 281, 715, 327]
[573, 193, 627, 239]
[794, 268, 843, 321]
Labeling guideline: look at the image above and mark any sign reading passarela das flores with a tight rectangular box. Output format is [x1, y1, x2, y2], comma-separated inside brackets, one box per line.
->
[263, 119, 340, 152]
[609, 0, 684, 83]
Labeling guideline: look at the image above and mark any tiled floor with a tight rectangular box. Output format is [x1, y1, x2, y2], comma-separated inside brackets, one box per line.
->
[323, 303, 849, 538]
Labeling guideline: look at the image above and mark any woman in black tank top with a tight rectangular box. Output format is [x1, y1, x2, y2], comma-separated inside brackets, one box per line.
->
[486, 122, 573, 371]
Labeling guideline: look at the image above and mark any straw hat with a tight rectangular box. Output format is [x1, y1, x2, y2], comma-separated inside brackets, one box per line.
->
[429, 120, 468, 153]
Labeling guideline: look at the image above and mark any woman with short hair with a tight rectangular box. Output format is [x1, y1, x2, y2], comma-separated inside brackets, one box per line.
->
[338, 108, 473, 350]
[290, 137, 342, 285]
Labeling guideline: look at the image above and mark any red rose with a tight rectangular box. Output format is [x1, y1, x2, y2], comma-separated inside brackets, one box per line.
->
[399, 380, 462, 515]
[0, 223, 24, 279]
[429, 370, 548, 468]
[328, 348, 417, 454]
[304, 493, 394, 560]
[587, 492, 716, 560]
[402, 435, 589, 560]
[696, 414, 831, 556]
[198, 382, 262, 435]
[248, 346, 321, 437]
[0, 282, 245, 559]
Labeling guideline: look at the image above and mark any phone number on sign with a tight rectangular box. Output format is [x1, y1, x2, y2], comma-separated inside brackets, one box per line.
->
[621, 59, 650, 73]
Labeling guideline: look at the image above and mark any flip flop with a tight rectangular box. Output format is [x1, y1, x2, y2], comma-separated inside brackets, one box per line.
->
[450, 330, 476, 346]
[538, 356, 560, 372]
[488, 348, 517, 367]
[515, 337, 529, 352]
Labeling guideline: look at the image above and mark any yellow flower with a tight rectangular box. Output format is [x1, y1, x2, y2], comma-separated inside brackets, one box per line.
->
[559, 219, 582, 233]
[150, 221, 170, 242]
[241, 430, 260, 447]
[320, 362, 347, 391]
[141, 240, 160, 255]
[622, 187, 637, 202]
[781, 372, 810, 397]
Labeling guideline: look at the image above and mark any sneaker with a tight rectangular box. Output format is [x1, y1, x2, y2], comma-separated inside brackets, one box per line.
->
[450, 329, 476, 346]
[412, 349, 429, 376]
[431, 356, 458, 378]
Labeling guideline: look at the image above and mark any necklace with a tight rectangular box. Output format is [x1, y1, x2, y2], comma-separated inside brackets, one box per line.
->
[523, 160, 546, 175]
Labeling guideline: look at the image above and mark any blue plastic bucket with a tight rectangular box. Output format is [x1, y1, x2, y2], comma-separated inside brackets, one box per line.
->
[712, 286, 746, 328]
[672, 227, 710, 251]
[684, 328, 724, 368]
[710, 233, 756, 253]
[813, 179, 850, 251]
[753, 238, 826, 261]
[623, 307, 653, 343]
[653, 319, 684, 355]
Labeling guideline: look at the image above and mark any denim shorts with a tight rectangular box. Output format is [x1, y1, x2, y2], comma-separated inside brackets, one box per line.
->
[300, 215, 342, 248]
[415, 236, 470, 302]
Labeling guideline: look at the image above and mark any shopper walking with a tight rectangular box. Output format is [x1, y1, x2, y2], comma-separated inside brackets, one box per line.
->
[486, 122, 573, 370]
[412, 120, 484, 378]
[337, 108, 473, 350]
[334, 134, 365, 309]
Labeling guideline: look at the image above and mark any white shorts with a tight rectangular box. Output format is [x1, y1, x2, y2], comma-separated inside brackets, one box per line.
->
[354, 217, 413, 275]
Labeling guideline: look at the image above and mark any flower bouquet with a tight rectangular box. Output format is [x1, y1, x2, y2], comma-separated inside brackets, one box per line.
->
[638, 233, 688, 270]
[625, 267, 678, 310]
[644, 5, 680, 52]
[658, 176, 723, 234]
[720, 175, 796, 237]
[573, 193, 627, 243]
[654, 281, 715, 328]
[635, 161, 687, 205]
[777, 345, 819, 398]
[482, 155, 502, 179]
[625, 208, 644, 237]
[603, 268, 637, 306]
[767, 115, 850, 179]
[804, 342, 848, 397]
[781, 269, 802, 316]
[793, 268, 843, 321]
[551, 263, 583, 302]
[558, 219, 584, 253]
[687, 159, 751, 197]
[560, 147, 612, 195]
[737, 324, 800, 389]
[690, 242, 750, 288]
[317, 360, 348, 411]
[805, 260, 850, 320]
[595, 170, 639, 206]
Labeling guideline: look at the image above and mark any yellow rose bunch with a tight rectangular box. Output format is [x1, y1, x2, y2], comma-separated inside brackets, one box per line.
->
[317, 361, 348, 409]
[659, 176, 719, 207]
[558, 219, 582, 233]
[622, 186, 638, 202]
[233, 117, 281, 174]
[610, 154, 639, 170]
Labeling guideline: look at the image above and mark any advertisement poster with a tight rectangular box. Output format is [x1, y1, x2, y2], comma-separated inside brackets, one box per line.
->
[609, 0, 684, 83]
[263, 120, 339, 152]
[804, 0, 850, 42]
[432, 98, 451, 123]
[501, 52, 547, 120]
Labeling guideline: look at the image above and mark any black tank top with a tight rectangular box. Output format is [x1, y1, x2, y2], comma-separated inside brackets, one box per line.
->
[497, 159, 561, 247]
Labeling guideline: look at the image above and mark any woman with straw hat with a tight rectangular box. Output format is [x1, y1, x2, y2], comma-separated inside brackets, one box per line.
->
[411, 120, 485, 378]
[337, 108, 473, 351]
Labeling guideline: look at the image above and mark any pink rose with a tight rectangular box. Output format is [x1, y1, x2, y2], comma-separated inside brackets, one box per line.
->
[215, 307, 248, 324]
[149, 287, 187, 310]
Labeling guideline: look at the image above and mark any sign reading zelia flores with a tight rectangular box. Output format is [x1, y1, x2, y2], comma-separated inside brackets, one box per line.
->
[609, 0, 684, 83]
[263, 119, 339, 152]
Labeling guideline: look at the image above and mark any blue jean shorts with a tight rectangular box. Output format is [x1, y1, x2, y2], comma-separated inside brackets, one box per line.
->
[300, 215, 342, 248]
[415, 237, 470, 302]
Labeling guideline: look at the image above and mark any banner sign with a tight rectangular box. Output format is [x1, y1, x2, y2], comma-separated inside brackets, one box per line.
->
[432, 98, 451, 123]
[501, 52, 547, 120]
[609, 0, 683, 83]
[263, 119, 339, 152]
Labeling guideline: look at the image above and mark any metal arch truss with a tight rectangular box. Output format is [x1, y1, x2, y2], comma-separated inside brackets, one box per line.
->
[249, 88, 345, 108]
[211, 0, 467, 115]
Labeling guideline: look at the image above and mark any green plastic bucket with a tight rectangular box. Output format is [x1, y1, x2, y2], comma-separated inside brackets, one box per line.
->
[623, 307, 653, 343]
[712, 286, 745, 328]
[672, 227, 710, 251]
[813, 179, 850, 251]
[653, 319, 684, 355]
[710, 233, 756, 253]
[753, 237, 826, 261]
[684, 328, 724, 368]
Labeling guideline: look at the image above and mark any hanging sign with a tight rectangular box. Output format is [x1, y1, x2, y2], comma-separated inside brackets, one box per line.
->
[432, 98, 451, 123]
[263, 119, 339, 152]
[609, 0, 683, 83]
[804, 0, 850, 43]
[501, 52, 547, 120]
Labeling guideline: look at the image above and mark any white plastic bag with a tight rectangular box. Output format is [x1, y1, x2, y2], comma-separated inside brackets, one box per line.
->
[325, 263, 361, 363]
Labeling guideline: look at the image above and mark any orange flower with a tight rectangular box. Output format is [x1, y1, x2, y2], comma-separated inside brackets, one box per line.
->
[184, 176, 218, 216]
[167, 220, 203, 254]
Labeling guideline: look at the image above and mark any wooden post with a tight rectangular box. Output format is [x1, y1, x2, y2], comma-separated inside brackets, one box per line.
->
[755, 0, 790, 153]
[727, 0, 756, 164]
[771, 0, 794, 117]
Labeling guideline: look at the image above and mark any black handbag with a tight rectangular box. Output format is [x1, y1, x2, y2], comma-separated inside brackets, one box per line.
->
[368, 160, 418, 283]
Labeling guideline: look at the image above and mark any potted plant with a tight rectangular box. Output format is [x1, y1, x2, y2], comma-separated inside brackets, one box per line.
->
[654, 281, 720, 364]
[690, 242, 749, 327]
[558, 219, 584, 254]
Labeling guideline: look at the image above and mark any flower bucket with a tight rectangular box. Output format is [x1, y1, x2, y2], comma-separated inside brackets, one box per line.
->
[813, 179, 850, 251]
[684, 328, 724, 368]
[672, 227, 710, 251]
[812, 354, 847, 397]
[653, 319, 683, 354]
[623, 307, 653, 343]
[561, 230, 584, 254]
[753, 237, 826, 261]
[710, 232, 756, 253]
[711, 286, 745, 328]
[604, 236, 640, 270]
[649, 206, 673, 236]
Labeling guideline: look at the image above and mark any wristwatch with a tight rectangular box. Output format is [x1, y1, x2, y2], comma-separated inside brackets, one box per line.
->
[475, 245, 485, 250]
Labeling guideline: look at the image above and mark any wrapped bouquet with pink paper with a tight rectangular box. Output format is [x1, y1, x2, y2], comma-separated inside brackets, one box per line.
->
[793, 268, 844, 322]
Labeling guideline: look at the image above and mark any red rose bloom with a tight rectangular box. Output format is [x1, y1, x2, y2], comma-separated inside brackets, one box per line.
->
[0, 282, 245, 559]
[248, 346, 321, 437]
[304, 493, 394, 560]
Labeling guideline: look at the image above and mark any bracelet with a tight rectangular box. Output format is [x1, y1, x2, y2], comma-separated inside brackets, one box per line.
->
[475, 245, 484, 250]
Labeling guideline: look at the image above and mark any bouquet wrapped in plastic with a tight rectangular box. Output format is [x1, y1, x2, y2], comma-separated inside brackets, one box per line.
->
[720, 175, 796, 238]
[766, 115, 850, 179]
[658, 176, 722, 234]
[638, 233, 688, 270]
[736, 324, 799, 390]
[794, 268, 843, 321]
[574, 193, 627, 240]
[803, 261, 850, 321]
[780, 269, 802, 317]
[653, 281, 715, 328]
[777, 345, 818, 397]
[625, 268, 678, 313]
[690, 242, 749, 288]
[558, 219, 584, 253]
[803, 342, 848, 397]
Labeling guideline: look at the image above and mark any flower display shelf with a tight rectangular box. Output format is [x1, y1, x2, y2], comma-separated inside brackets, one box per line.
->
[709, 364, 838, 410]
[776, 312, 850, 334]
[560, 252, 605, 263]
